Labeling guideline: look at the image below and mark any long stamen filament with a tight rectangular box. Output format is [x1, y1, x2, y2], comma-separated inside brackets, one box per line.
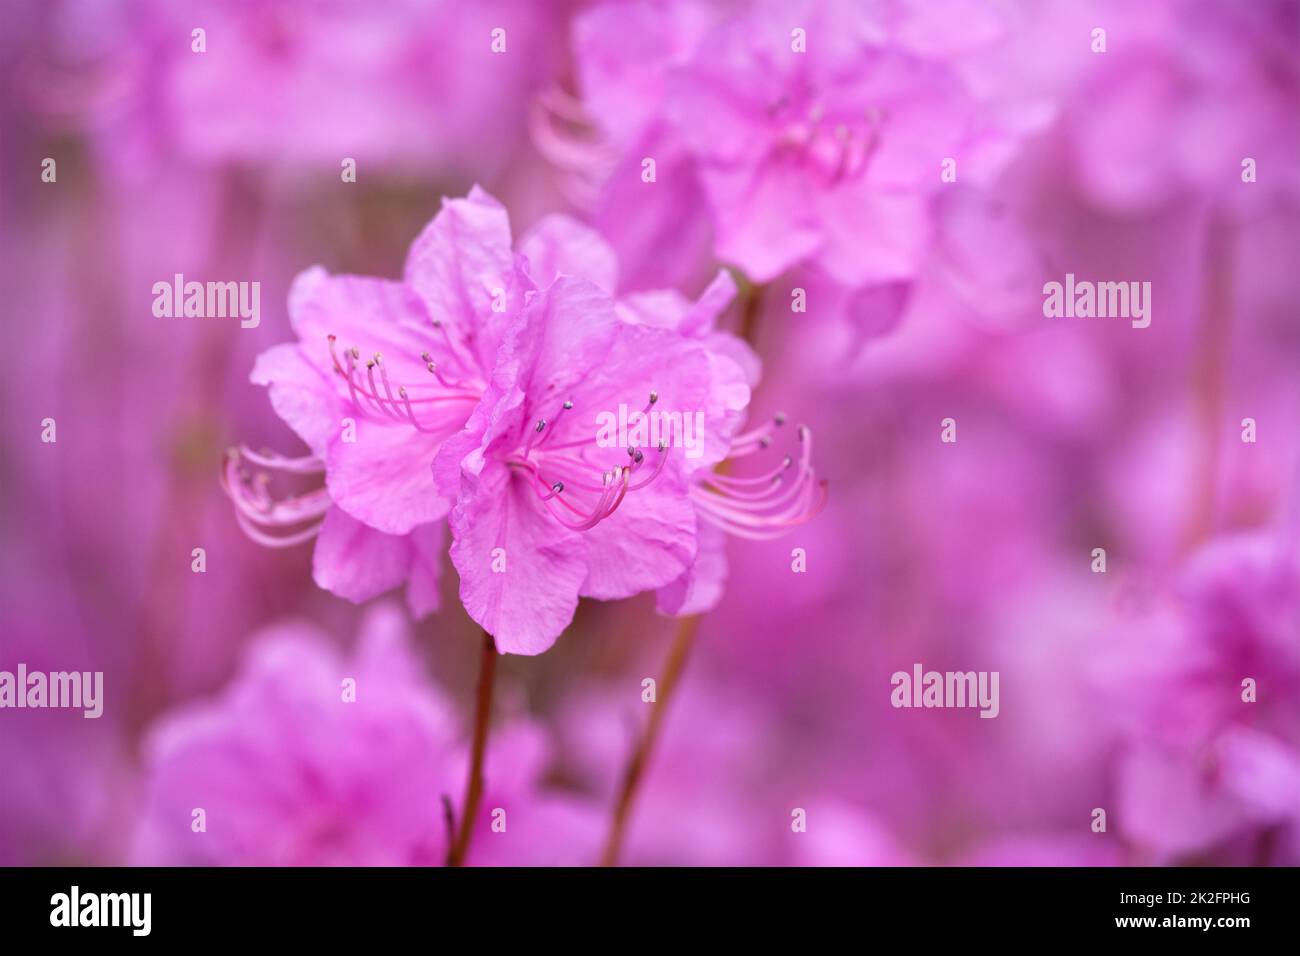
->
[692, 424, 826, 539]
[326, 335, 479, 436]
[220, 449, 332, 548]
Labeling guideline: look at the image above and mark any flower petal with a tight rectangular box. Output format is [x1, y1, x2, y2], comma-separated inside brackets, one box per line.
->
[311, 507, 414, 605]
[448, 463, 589, 655]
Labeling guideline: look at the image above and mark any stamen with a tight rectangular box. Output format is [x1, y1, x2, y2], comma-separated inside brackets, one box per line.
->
[325, 334, 479, 435]
[220, 448, 330, 548]
[366, 358, 403, 421]
[626, 440, 669, 490]
[771, 90, 881, 184]
[425, 359, 472, 391]
[532, 399, 574, 451]
[235, 446, 324, 475]
[692, 424, 826, 540]
[730, 413, 790, 457]
[525, 464, 631, 531]
[509, 397, 672, 530]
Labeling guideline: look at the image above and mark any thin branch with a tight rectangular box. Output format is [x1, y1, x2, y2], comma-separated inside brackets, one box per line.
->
[598, 614, 701, 866]
[447, 630, 498, 866]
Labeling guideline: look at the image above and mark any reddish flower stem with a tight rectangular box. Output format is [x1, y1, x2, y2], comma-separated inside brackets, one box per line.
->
[1183, 213, 1236, 550]
[447, 630, 498, 867]
[598, 613, 700, 866]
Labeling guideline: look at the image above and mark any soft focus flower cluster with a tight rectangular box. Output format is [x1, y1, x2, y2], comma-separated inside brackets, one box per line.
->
[1, 0, 1297, 866]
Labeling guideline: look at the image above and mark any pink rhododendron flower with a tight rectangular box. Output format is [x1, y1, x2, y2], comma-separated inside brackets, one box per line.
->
[232, 190, 823, 647]
[667, 0, 970, 286]
[1063, 0, 1300, 215]
[26, 0, 556, 178]
[131, 604, 598, 866]
[426, 214, 823, 649]
[546, 0, 1051, 292]
[1096, 532, 1300, 861]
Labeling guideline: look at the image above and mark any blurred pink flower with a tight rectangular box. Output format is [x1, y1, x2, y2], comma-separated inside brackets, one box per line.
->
[131, 604, 597, 865]
[1097, 532, 1300, 861]
[667, 0, 968, 286]
[1064, 0, 1300, 215]
[27, 0, 557, 178]
[549, 0, 1052, 292]
[132, 605, 459, 865]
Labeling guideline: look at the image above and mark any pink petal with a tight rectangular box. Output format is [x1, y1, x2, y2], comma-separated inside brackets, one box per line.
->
[518, 214, 619, 292]
[250, 342, 339, 457]
[656, 519, 729, 616]
[311, 507, 414, 605]
[580, 469, 697, 600]
[404, 522, 445, 619]
[325, 420, 451, 536]
[448, 462, 589, 656]
[403, 185, 521, 369]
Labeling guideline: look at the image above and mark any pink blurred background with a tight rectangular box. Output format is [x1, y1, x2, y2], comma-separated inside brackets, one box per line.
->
[1, 0, 1297, 866]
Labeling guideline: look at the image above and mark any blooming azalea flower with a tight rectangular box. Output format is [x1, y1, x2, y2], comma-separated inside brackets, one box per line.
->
[1093, 532, 1300, 860]
[32, 0, 556, 179]
[229, 190, 822, 643]
[544, 0, 1047, 293]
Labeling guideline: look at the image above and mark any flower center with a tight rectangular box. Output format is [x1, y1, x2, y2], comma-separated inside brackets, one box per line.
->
[769, 92, 886, 186]
[506, 391, 671, 531]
